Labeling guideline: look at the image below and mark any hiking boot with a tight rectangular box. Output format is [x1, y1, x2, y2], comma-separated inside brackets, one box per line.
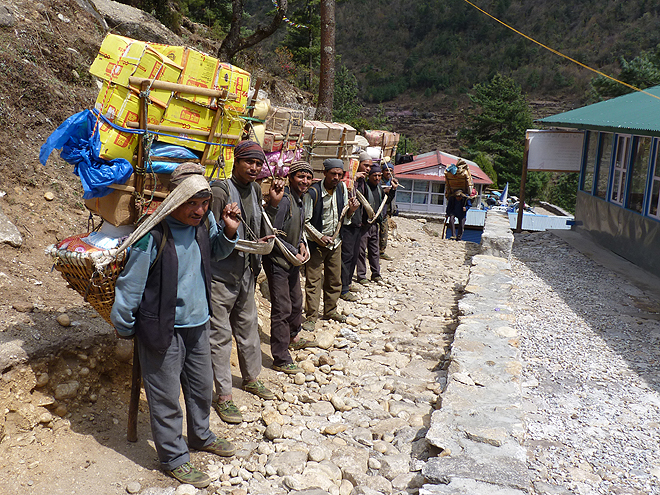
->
[301, 319, 317, 332]
[166, 462, 211, 488]
[340, 291, 358, 302]
[372, 275, 383, 283]
[289, 337, 318, 351]
[380, 253, 393, 261]
[349, 283, 362, 292]
[199, 437, 236, 457]
[273, 362, 304, 374]
[214, 400, 243, 424]
[357, 278, 369, 285]
[243, 380, 275, 400]
[324, 311, 347, 323]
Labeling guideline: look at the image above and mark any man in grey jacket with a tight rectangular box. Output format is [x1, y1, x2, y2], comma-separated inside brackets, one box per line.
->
[209, 141, 283, 424]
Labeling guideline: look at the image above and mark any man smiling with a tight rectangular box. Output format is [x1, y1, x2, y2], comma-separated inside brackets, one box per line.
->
[209, 141, 283, 424]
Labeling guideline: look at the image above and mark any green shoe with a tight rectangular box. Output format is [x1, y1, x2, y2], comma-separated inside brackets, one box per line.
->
[323, 311, 347, 323]
[214, 400, 243, 424]
[340, 291, 358, 302]
[301, 319, 317, 332]
[380, 252, 393, 260]
[243, 380, 275, 400]
[273, 362, 304, 374]
[289, 337, 318, 351]
[199, 437, 236, 457]
[166, 462, 211, 488]
[372, 275, 383, 283]
[357, 278, 369, 285]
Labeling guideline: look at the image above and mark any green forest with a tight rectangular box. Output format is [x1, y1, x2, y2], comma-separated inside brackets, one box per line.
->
[114, 0, 660, 209]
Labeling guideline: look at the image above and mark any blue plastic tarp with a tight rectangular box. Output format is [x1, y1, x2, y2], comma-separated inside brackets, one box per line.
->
[39, 110, 134, 199]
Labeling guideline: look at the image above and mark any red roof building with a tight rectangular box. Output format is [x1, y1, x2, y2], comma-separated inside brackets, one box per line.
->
[392, 151, 493, 215]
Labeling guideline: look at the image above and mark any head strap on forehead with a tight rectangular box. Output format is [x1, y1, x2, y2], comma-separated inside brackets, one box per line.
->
[234, 140, 266, 163]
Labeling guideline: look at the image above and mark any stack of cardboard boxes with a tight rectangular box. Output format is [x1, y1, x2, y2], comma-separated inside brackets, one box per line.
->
[364, 129, 400, 160]
[302, 121, 357, 177]
[87, 34, 251, 225]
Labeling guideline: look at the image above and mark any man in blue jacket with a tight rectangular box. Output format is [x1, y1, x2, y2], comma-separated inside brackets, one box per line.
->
[111, 163, 241, 488]
[446, 189, 471, 241]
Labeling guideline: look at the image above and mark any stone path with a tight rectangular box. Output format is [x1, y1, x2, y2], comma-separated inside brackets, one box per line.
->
[162, 218, 480, 495]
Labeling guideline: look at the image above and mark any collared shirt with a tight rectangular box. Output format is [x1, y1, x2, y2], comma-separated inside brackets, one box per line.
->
[303, 182, 349, 250]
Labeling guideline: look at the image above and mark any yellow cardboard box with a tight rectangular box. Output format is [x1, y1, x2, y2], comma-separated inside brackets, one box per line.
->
[217, 63, 251, 113]
[89, 34, 182, 108]
[177, 48, 220, 107]
[94, 82, 166, 164]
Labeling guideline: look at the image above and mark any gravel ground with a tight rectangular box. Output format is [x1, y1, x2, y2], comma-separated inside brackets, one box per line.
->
[511, 232, 660, 495]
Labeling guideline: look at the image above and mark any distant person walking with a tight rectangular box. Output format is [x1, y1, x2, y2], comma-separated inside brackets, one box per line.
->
[446, 189, 471, 241]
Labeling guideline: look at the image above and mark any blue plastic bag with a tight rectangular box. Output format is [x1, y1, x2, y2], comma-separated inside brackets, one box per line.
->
[148, 142, 199, 174]
[40, 110, 134, 199]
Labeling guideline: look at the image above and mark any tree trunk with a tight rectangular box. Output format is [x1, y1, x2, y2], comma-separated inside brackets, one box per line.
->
[218, 0, 288, 62]
[315, 0, 335, 121]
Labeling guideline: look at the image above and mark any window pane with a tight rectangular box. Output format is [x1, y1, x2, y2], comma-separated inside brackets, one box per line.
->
[582, 132, 597, 193]
[413, 193, 428, 204]
[650, 180, 660, 217]
[399, 179, 412, 190]
[626, 137, 651, 213]
[612, 173, 620, 203]
[413, 181, 429, 192]
[431, 194, 444, 205]
[596, 133, 612, 199]
[397, 191, 412, 203]
[431, 182, 445, 194]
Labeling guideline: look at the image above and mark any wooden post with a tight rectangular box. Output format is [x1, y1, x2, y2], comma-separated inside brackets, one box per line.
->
[133, 80, 150, 218]
[200, 106, 225, 167]
[337, 128, 347, 159]
[127, 338, 141, 442]
[515, 133, 530, 233]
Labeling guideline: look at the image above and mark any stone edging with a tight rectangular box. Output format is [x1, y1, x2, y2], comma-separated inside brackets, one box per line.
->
[420, 210, 529, 494]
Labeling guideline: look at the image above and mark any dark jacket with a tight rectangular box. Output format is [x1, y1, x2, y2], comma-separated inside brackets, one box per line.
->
[307, 180, 346, 248]
[446, 196, 472, 219]
[136, 220, 213, 353]
[265, 186, 306, 270]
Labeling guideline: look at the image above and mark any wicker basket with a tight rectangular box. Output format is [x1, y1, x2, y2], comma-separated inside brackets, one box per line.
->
[47, 245, 127, 325]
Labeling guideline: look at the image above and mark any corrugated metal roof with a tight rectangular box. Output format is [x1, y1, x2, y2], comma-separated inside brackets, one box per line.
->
[394, 151, 493, 185]
[538, 85, 660, 136]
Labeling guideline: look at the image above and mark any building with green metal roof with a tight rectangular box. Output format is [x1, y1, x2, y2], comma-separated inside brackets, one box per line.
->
[538, 86, 660, 277]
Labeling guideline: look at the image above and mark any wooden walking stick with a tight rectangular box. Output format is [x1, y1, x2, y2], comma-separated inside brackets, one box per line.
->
[127, 338, 141, 442]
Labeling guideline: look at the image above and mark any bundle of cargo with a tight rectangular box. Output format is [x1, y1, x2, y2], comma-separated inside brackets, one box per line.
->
[444, 158, 476, 198]
[77, 33, 252, 225]
[302, 121, 358, 177]
[364, 129, 400, 159]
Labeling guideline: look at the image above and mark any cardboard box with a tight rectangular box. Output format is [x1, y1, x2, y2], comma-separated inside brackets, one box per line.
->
[324, 122, 345, 143]
[94, 82, 166, 164]
[217, 63, 251, 113]
[85, 173, 171, 226]
[303, 120, 329, 142]
[336, 123, 357, 143]
[266, 106, 304, 136]
[89, 34, 182, 108]
[177, 48, 220, 107]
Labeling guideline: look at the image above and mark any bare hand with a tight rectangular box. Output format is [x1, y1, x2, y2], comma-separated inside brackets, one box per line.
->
[462, 207, 467, 212]
[299, 243, 308, 259]
[391, 179, 399, 190]
[355, 171, 367, 180]
[295, 253, 306, 262]
[348, 197, 360, 213]
[258, 234, 276, 243]
[268, 178, 285, 207]
[320, 235, 332, 246]
[222, 203, 241, 239]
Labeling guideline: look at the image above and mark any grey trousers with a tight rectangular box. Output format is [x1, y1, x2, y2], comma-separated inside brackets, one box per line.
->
[304, 243, 342, 320]
[138, 322, 216, 471]
[357, 223, 380, 280]
[209, 269, 262, 396]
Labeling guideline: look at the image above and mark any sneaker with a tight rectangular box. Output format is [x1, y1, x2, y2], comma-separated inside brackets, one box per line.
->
[214, 400, 243, 424]
[273, 362, 304, 374]
[340, 291, 358, 302]
[199, 437, 236, 457]
[349, 283, 362, 292]
[166, 462, 211, 488]
[380, 253, 392, 260]
[324, 311, 347, 323]
[301, 319, 316, 332]
[357, 278, 369, 285]
[372, 275, 383, 283]
[289, 337, 318, 351]
[243, 380, 275, 400]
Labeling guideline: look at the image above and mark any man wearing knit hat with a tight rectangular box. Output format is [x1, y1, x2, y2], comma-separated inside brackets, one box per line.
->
[263, 160, 314, 374]
[356, 163, 397, 284]
[303, 158, 359, 329]
[111, 162, 242, 488]
[209, 140, 284, 424]
[339, 150, 371, 301]
[379, 160, 398, 260]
